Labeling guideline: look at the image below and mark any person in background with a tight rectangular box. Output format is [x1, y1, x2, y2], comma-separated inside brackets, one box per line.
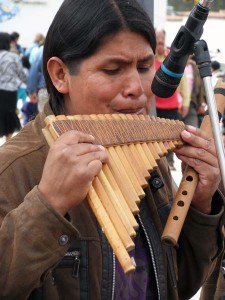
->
[182, 55, 206, 128]
[154, 28, 190, 170]
[21, 94, 38, 126]
[17, 55, 31, 115]
[25, 32, 45, 65]
[211, 60, 225, 87]
[10, 31, 24, 56]
[0, 1, 224, 299]
[26, 45, 48, 112]
[0, 32, 26, 142]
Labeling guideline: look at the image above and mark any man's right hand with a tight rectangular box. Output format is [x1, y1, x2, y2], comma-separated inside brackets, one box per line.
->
[38, 130, 108, 215]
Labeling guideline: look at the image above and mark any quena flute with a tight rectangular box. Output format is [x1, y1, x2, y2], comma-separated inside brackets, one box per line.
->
[162, 79, 225, 246]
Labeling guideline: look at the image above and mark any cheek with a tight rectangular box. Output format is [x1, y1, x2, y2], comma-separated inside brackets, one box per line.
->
[142, 74, 154, 97]
[145, 97, 153, 114]
[142, 75, 154, 114]
[88, 77, 121, 103]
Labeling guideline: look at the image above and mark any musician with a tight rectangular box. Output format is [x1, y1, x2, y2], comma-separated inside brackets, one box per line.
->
[0, 1, 224, 299]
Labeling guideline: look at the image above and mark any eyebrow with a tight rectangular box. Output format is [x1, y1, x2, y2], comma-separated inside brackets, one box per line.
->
[105, 54, 155, 64]
[139, 54, 155, 63]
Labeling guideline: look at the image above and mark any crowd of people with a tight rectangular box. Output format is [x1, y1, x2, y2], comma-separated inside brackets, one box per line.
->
[0, 30, 46, 142]
[0, 1, 225, 299]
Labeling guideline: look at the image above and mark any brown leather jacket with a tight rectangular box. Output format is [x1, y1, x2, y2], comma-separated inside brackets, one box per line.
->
[0, 104, 224, 300]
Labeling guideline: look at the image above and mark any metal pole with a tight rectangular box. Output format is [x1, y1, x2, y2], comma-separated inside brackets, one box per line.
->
[195, 40, 225, 189]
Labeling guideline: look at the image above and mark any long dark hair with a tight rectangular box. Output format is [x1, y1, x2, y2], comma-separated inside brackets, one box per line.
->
[43, 0, 156, 115]
[0, 32, 11, 51]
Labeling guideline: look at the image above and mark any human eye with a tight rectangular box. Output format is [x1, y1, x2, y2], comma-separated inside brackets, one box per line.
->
[138, 64, 151, 73]
[102, 68, 120, 75]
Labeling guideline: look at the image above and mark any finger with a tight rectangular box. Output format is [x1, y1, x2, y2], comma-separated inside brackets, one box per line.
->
[175, 145, 218, 167]
[79, 150, 109, 179]
[56, 130, 95, 145]
[180, 128, 216, 156]
[185, 125, 211, 140]
[175, 154, 221, 188]
[88, 160, 104, 178]
[83, 149, 109, 166]
[176, 151, 219, 171]
[60, 143, 107, 157]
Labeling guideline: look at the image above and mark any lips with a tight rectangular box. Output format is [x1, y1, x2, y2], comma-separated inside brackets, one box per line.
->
[116, 107, 145, 115]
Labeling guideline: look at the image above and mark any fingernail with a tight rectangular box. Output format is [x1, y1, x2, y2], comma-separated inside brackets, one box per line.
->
[182, 130, 191, 138]
[186, 125, 196, 132]
[98, 145, 105, 151]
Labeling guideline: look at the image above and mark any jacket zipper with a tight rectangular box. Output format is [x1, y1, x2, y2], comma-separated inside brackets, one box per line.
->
[111, 253, 116, 300]
[110, 216, 161, 300]
[137, 214, 161, 300]
[64, 250, 81, 278]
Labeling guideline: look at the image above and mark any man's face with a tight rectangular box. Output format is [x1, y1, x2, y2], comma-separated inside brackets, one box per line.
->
[156, 31, 166, 56]
[63, 30, 155, 116]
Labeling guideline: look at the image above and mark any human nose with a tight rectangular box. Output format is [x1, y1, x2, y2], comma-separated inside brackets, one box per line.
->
[122, 70, 144, 98]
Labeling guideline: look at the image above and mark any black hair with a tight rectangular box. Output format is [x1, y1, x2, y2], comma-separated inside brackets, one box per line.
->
[0, 32, 11, 51]
[211, 60, 221, 71]
[10, 31, 20, 41]
[22, 55, 31, 70]
[43, 0, 156, 115]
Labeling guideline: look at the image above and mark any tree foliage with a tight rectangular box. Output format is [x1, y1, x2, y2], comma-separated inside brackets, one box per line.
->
[168, 0, 225, 12]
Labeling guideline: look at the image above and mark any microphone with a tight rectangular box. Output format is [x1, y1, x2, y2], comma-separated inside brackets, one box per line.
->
[151, 0, 214, 98]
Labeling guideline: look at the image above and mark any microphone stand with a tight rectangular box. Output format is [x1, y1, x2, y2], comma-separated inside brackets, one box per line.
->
[161, 41, 225, 246]
[194, 40, 225, 189]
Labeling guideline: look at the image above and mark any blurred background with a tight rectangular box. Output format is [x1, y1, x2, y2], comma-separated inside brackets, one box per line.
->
[0, 0, 224, 66]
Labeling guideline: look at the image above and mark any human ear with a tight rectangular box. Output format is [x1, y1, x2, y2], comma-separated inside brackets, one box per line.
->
[47, 57, 69, 94]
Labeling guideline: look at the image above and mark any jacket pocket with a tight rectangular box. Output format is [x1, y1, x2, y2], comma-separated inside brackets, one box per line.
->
[52, 240, 88, 300]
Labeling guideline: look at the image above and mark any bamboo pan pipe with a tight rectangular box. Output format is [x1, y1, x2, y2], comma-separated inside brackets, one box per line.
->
[42, 113, 185, 273]
[162, 79, 225, 246]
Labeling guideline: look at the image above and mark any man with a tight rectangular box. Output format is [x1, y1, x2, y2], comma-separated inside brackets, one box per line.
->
[0, 1, 224, 299]
[211, 60, 225, 87]
[26, 45, 48, 112]
[182, 55, 206, 128]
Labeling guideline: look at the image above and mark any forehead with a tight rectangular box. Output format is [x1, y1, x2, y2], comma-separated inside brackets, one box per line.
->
[95, 30, 154, 59]
[156, 31, 165, 40]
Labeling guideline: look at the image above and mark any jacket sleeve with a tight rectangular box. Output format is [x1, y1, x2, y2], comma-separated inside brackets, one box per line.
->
[177, 190, 225, 300]
[0, 186, 79, 300]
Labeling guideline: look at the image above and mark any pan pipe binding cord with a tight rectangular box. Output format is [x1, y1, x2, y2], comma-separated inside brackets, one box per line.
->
[42, 114, 185, 274]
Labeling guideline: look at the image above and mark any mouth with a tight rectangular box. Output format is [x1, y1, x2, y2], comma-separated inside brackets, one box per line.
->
[116, 108, 145, 115]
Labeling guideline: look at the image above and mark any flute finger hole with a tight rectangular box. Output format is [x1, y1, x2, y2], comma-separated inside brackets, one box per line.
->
[182, 191, 188, 196]
[186, 175, 193, 182]
[173, 216, 179, 221]
[177, 200, 184, 207]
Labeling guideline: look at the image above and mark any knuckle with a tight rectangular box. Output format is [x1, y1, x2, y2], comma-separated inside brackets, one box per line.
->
[193, 158, 201, 166]
[205, 139, 213, 150]
[61, 146, 70, 157]
[214, 167, 221, 178]
[197, 148, 206, 157]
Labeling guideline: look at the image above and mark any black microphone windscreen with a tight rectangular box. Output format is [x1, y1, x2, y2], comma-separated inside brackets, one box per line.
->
[151, 68, 181, 98]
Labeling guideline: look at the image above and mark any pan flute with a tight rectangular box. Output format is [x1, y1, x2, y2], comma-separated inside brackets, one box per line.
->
[43, 114, 185, 274]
